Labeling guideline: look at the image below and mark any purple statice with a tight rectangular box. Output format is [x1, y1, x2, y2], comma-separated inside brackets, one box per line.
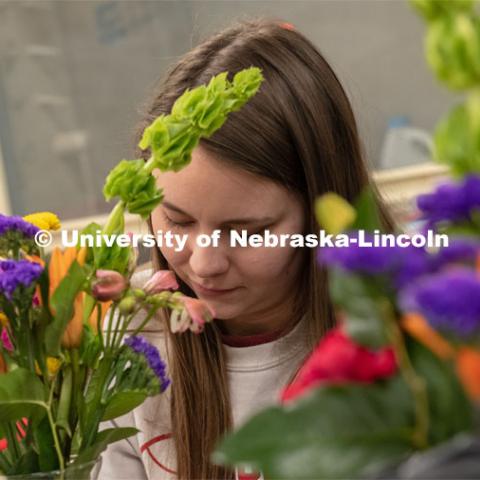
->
[417, 175, 480, 227]
[318, 240, 397, 275]
[124, 335, 170, 392]
[431, 237, 480, 270]
[0, 260, 43, 300]
[317, 237, 431, 288]
[399, 268, 480, 338]
[0, 214, 39, 237]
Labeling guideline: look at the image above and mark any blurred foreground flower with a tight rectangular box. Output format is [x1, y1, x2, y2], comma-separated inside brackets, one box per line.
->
[417, 175, 480, 227]
[281, 327, 397, 403]
[400, 268, 480, 338]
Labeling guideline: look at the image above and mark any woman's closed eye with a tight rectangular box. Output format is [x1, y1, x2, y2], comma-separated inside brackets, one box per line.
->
[162, 213, 193, 229]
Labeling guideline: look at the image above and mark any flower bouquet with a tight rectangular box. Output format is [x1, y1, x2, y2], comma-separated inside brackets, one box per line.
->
[213, 1, 480, 478]
[0, 68, 263, 479]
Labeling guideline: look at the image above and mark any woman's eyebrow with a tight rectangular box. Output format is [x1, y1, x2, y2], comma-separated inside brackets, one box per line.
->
[162, 201, 276, 225]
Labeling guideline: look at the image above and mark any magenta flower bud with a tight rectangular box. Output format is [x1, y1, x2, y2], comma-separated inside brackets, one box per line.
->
[1, 327, 13, 352]
[92, 269, 127, 302]
[143, 270, 179, 294]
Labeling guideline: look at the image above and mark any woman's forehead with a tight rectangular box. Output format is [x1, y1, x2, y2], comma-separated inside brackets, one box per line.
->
[154, 147, 298, 219]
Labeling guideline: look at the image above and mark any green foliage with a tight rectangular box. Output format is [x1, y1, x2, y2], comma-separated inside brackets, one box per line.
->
[410, 0, 473, 22]
[434, 93, 480, 175]
[329, 268, 390, 348]
[407, 339, 473, 444]
[425, 13, 480, 90]
[139, 67, 264, 173]
[214, 338, 473, 479]
[0, 369, 47, 423]
[103, 159, 164, 219]
[214, 377, 414, 479]
[412, 0, 480, 175]
[67, 427, 138, 477]
[101, 391, 148, 421]
[350, 187, 384, 233]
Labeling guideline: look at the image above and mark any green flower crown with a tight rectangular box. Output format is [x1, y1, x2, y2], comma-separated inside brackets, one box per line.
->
[102, 68, 264, 220]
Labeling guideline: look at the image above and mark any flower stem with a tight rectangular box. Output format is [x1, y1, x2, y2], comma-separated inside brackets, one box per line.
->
[383, 302, 429, 449]
[47, 379, 65, 474]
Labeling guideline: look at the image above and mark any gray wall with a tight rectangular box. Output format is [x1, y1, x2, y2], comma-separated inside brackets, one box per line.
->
[0, 0, 460, 219]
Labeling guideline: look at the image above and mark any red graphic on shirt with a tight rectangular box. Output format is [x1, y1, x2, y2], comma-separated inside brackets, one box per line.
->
[236, 469, 263, 480]
[141, 434, 263, 479]
[140, 433, 177, 475]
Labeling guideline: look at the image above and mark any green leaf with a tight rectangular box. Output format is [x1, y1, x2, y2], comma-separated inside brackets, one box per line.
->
[45, 260, 86, 355]
[407, 338, 473, 443]
[33, 416, 59, 472]
[350, 187, 383, 233]
[214, 377, 414, 479]
[7, 448, 39, 476]
[0, 369, 47, 423]
[102, 391, 148, 421]
[70, 427, 138, 470]
[329, 268, 389, 348]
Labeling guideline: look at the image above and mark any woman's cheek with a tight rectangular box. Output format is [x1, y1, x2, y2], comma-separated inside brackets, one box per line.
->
[235, 246, 301, 280]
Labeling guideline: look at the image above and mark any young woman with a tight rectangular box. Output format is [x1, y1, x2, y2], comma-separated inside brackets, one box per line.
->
[100, 18, 392, 480]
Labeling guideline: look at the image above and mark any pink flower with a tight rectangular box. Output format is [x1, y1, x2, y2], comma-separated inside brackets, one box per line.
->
[32, 292, 40, 306]
[1, 327, 13, 352]
[0, 438, 7, 452]
[169, 296, 215, 334]
[91, 270, 127, 302]
[281, 327, 397, 403]
[143, 270, 179, 294]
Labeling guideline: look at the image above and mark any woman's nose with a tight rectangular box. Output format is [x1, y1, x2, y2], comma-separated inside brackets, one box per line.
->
[188, 242, 229, 279]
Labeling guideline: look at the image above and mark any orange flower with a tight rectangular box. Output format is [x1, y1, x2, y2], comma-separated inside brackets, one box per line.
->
[48, 247, 109, 348]
[456, 347, 480, 401]
[401, 313, 456, 360]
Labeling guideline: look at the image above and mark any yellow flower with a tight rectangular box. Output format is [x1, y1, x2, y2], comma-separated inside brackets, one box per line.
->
[0, 312, 8, 327]
[23, 212, 61, 231]
[46, 357, 62, 375]
[315, 193, 356, 235]
[34, 357, 62, 377]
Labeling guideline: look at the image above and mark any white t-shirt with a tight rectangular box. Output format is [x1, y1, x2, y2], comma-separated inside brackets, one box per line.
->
[99, 270, 310, 480]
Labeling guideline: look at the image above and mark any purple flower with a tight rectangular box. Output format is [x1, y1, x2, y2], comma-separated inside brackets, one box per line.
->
[399, 268, 480, 338]
[431, 237, 480, 270]
[318, 237, 431, 288]
[124, 335, 170, 392]
[0, 260, 43, 300]
[417, 175, 480, 226]
[0, 214, 39, 237]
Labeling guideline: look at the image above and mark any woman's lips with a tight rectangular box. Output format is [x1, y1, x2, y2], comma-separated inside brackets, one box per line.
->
[190, 280, 239, 296]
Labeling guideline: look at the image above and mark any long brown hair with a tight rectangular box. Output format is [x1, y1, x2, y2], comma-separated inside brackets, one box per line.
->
[135, 18, 393, 480]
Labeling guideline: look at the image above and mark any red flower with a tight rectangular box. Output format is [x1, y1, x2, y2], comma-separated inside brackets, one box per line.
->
[281, 327, 397, 403]
[0, 438, 7, 452]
